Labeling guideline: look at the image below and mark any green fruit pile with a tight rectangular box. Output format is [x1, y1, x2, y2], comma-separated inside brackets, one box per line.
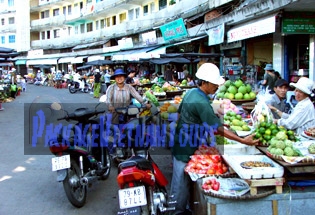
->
[216, 79, 256, 100]
[267, 131, 301, 157]
[224, 110, 251, 131]
[253, 122, 298, 146]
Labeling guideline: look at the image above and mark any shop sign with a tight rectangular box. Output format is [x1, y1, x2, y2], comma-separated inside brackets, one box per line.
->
[160, 18, 188, 42]
[27, 49, 43, 58]
[118, 38, 134, 49]
[220, 41, 242, 50]
[227, 15, 275, 43]
[282, 12, 315, 34]
[207, 23, 225, 46]
[141, 31, 158, 45]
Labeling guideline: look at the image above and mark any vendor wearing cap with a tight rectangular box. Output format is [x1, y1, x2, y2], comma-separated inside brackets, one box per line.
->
[266, 79, 290, 119]
[272, 77, 315, 135]
[105, 68, 151, 124]
[262, 64, 277, 92]
[125, 70, 137, 88]
[170, 63, 259, 215]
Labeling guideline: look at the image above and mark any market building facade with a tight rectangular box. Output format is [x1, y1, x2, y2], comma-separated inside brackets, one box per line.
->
[0, 0, 314, 82]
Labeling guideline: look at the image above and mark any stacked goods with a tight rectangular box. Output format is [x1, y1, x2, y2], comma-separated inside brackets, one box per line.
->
[144, 90, 160, 107]
[179, 79, 188, 87]
[160, 102, 178, 120]
[202, 178, 220, 191]
[308, 143, 315, 154]
[216, 79, 256, 100]
[253, 121, 297, 146]
[216, 99, 240, 114]
[267, 131, 301, 156]
[223, 110, 251, 132]
[151, 84, 166, 96]
[139, 78, 151, 84]
[173, 95, 182, 104]
[185, 146, 229, 175]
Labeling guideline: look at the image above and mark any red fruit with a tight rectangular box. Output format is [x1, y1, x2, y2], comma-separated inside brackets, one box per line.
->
[207, 169, 215, 175]
[222, 165, 228, 173]
[211, 155, 221, 163]
[210, 178, 216, 185]
[212, 182, 220, 191]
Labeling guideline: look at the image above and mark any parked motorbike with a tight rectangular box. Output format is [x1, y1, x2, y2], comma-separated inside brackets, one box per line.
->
[68, 78, 90, 93]
[49, 104, 111, 207]
[115, 105, 175, 215]
[110, 103, 160, 165]
[34, 76, 49, 86]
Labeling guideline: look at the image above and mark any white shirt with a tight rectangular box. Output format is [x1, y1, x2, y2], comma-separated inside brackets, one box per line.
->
[278, 97, 315, 134]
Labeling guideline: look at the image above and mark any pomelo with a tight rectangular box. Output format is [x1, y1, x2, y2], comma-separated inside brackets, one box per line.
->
[249, 91, 256, 99]
[238, 85, 247, 95]
[234, 92, 243, 100]
[243, 93, 250, 100]
[234, 79, 243, 88]
[227, 85, 237, 95]
[246, 84, 252, 93]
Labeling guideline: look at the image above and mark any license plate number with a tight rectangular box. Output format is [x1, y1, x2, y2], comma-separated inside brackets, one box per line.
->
[118, 186, 147, 209]
[51, 155, 70, 171]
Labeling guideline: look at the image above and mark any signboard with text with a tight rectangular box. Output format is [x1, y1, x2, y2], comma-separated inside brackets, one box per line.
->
[282, 12, 315, 34]
[207, 23, 225, 46]
[160, 18, 188, 42]
[227, 15, 275, 43]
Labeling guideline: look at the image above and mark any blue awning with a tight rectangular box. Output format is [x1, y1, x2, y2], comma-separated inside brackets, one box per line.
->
[15, 59, 27, 65]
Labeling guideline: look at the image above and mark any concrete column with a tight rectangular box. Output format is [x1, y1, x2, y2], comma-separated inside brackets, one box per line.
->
[273, 17, 284, 78]
[309, 35, 314, 81]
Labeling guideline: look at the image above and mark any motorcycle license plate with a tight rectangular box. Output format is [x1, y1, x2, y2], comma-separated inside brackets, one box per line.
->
[51, 155, 70, 171]
[118, 186, 147, 209]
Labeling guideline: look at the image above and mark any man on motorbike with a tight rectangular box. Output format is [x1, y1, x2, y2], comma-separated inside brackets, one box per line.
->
[105, 68, 151, 124]
[105, 68, 151, 156]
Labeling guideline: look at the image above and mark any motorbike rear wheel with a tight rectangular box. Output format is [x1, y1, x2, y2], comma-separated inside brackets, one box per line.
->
[100, 148, 111, 180]
[83, 86, 89, 93]
[63, 158, 87, 208]
[69, 86, 77, 94]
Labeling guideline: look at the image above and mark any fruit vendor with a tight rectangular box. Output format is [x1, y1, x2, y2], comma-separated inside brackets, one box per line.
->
[265, 79, 291, 119]
[261, 64, 277, 93]
[271, 77, 315, 135]
[170, 63, 259, 215]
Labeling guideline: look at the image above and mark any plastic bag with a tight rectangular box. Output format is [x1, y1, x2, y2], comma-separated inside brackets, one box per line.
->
[250, 91, 274, 128]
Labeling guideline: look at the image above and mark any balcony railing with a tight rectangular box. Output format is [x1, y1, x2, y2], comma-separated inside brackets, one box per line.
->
[31, 15, 66, 31]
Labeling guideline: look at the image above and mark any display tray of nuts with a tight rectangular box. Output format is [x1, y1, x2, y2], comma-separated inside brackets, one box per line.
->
[240, 161, 274, 169]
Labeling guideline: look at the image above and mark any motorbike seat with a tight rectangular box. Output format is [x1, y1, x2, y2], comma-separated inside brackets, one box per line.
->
[118, 156, 153, 171]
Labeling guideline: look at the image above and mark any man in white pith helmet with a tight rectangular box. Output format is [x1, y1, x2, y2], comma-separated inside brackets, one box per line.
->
[170, 63, 259, 215]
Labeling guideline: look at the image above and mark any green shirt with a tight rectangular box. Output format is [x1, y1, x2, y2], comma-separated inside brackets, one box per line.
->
[171, 88, 222, 162]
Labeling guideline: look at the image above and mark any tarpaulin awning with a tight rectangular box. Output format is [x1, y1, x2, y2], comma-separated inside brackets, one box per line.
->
[86, 59, 114, 65]
[72, 40, 109, 50]
[77, 65, 92, 70]
[149, 57, 200, 64]
[71, 56, 87, 64]
[0, 62, 13, 66]
[15, 59, 27, 65]
[58, 57, 76, 64]
[27, 58, 59, 65]
[112, 46, 164, 61]
[87, 55, 104, 62]
[0, 47, 15, 53]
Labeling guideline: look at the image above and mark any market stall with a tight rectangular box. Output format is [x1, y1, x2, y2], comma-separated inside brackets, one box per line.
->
[149, 78, 315, 214]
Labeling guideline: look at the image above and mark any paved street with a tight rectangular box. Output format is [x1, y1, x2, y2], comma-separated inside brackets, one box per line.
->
[0, 84, 173, 215]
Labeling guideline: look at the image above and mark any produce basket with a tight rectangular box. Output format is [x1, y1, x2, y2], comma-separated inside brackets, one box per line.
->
[265, 150, 315, 164]
[139, 83, 154, 88]
[242, 102, 256, 113]
[179, 86, 197, 89]
[231, 98, 255, 105]
[166, 90, 184, 98]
